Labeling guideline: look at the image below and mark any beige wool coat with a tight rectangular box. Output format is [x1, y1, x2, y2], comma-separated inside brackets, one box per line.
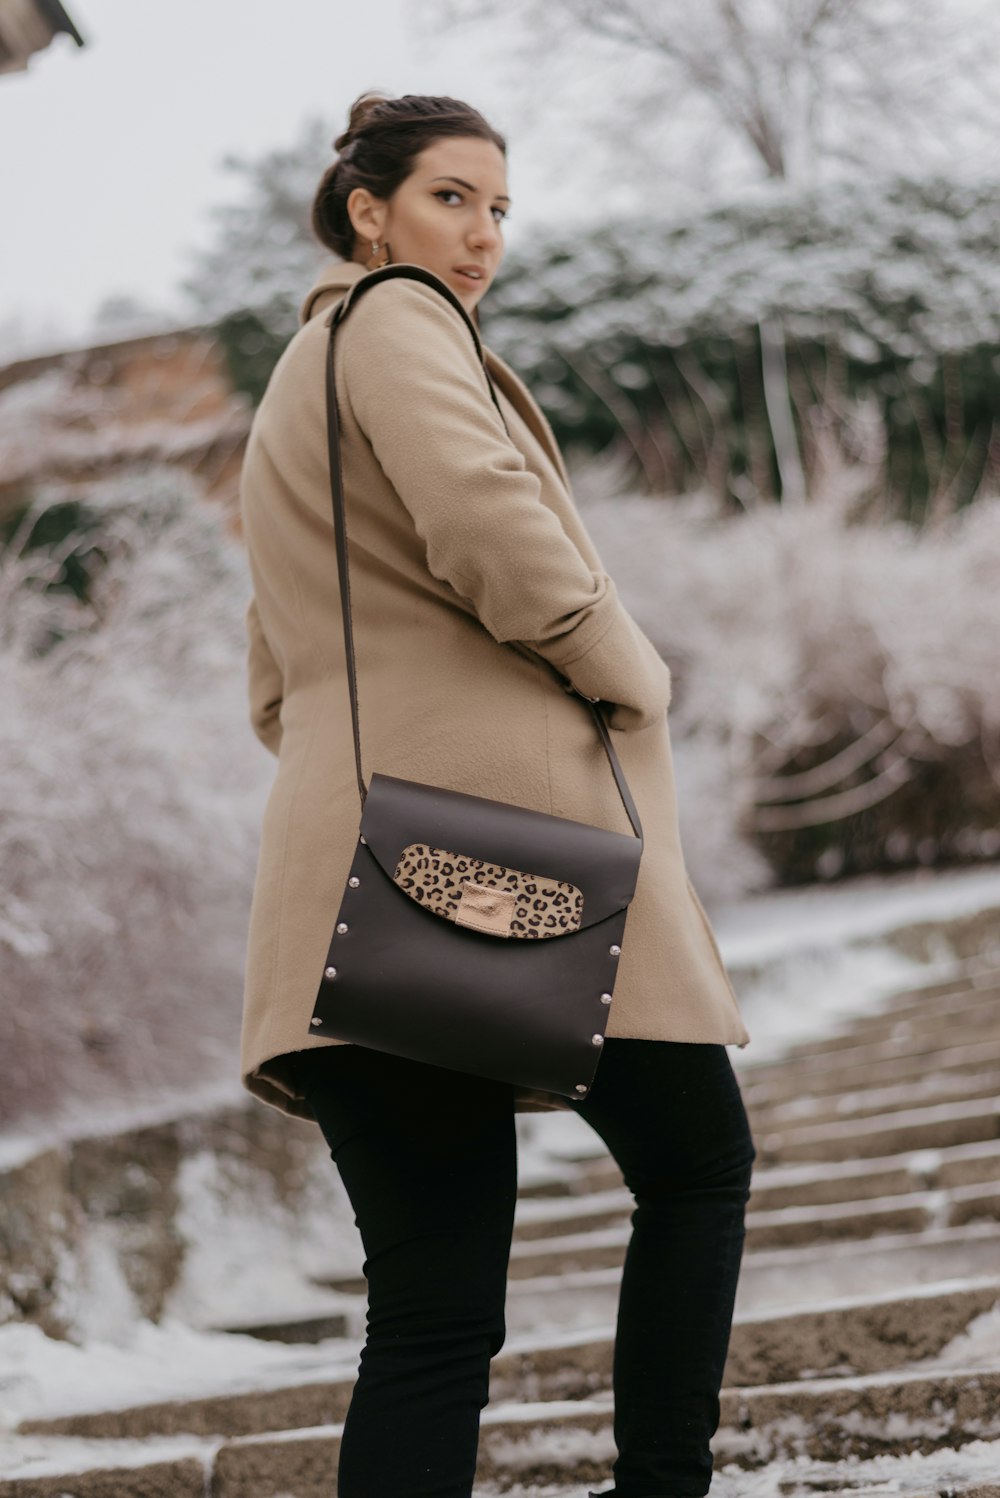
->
[239, 257, 750, 1121]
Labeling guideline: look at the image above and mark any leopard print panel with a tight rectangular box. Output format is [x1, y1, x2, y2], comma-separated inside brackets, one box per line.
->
[392, 843, 584, 939]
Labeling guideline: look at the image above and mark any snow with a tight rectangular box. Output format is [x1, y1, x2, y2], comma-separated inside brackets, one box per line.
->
[715, 864, 1000, 967]
[715, 865, 1000, 1066]
[163, 1145, 365, 1335]
[915, 1302, 1000, 1374]
[0, 1429, 217, 1486]
[0, 1319, 357, 1431]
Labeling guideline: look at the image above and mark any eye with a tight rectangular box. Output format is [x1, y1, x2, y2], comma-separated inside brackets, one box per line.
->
[432, 189, 509, 224]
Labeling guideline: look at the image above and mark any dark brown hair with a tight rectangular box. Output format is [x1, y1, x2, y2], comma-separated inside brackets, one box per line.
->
[311, 91, 507, 261]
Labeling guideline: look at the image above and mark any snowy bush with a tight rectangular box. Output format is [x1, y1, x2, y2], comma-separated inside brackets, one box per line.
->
[182, 148, 1000, 515]
[0, 474, 271, 1130]
[484, 175, 1000, 513]
[577, 457, 1000, 891]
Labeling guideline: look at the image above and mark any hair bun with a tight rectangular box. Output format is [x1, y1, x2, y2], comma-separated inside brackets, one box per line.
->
[333, 91, 392, 154]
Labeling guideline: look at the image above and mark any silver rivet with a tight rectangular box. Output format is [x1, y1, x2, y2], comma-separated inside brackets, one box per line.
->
[600, 992, 612, 1004]
[310, 1017, 322, 1026]
[575, 1084, 588, 1094]
[336, 922, 349, 934]
[592, 1034, 604, 1046]
[359, 835, 367, 845]
[609, 944, 621, 957]
[348, 877, 360, 888]
[324, 966, 337, 979]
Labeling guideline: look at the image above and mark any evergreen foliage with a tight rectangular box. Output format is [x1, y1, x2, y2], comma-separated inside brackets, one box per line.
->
[481, 175, 1000, 516]
[181, 133, 1000, 518]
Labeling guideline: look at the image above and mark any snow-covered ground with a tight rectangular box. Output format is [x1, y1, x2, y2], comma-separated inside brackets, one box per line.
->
[0, 861, 998, 1489]
[720, 861, 1000, 1065]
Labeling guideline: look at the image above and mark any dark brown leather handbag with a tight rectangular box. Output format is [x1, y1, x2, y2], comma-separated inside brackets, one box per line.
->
[307, 264, 644, 1100]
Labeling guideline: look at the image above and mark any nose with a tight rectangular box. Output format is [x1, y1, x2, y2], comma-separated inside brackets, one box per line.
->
[467, 208, 502, 258]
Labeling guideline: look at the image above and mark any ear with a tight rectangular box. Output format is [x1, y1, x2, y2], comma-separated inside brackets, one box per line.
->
[346, 186, 386, 246]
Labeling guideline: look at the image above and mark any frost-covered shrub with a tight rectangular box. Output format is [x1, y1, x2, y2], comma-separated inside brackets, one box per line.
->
[484, 175, 1000, 513]
[0, 474, 270, 1130]
[183, 154, 1000, 515]
[580, 466, 1000, 889]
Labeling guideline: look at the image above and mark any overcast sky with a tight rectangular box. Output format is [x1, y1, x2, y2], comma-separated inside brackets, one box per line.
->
[0, 0, 586, 359]
[3, 0, 993, 365]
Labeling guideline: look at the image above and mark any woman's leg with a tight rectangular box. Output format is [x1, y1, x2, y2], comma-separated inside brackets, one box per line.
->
[571, 1038, 756, 1498]
[293, 1045, 518, 1498]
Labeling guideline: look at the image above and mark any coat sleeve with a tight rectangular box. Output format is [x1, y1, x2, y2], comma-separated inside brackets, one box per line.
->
[246, 594, 284, 755]
[340, 278, 671, 731]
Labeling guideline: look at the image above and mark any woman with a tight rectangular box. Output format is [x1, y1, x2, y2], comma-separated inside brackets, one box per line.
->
[239, 91, 756, 1498]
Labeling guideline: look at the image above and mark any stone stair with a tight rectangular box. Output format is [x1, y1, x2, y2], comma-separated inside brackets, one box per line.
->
[3, 959, 1000, 1495]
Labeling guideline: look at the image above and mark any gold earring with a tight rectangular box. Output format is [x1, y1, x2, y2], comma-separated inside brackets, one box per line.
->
[366, 238, 391, 270]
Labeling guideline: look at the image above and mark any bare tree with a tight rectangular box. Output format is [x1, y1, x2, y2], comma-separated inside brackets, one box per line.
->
[422, 0, 1000, 191]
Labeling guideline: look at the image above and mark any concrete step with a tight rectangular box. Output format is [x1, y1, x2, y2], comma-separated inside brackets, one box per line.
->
[860, 966, 1000, 1022]
[238, 1177, 1000, 1340]
[0, 1456, 210, 1497]
[20, 1275, 999, 1445]
[220, 1174, 1000, 1337]
[502, 1223, 1000, 1332]
[8, 943, 1000, 1496]
[748, 1137, 1000, 1210]
[740, 998, 1000, 1085]
[717, 1361, 1000, 1468]
[739, 1472, 1000, 1498]
[512, 1188, 631, 1243]
[508, 1138, 1000, 1243]
[506, 1176, 1000, 1276]
[213, 1309, 350, 1344]
[542, 1150, 623, 1197]
[747, 1067, 1000, 1132]
[16, 1375, 355, 1443]
[208, 1362, 1000, 1487]
[750, 966, 1000, 1054]
[755, 1095, 1000, 1165]
[741, 1035, 1000, 1107]
[490, 1278, 1000, 1395]
[18, 1360, 1000, 1497]
[741, 970, 1000, 1078]
[554, 1089, 1000, 1192]
[748, 1177, 1000, 1247]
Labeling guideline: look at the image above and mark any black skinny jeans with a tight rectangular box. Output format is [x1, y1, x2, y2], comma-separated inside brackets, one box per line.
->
[293, 1037, 756, 1498]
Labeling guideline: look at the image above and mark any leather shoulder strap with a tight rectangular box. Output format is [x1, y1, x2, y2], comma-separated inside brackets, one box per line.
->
[324, 263, 643, 844]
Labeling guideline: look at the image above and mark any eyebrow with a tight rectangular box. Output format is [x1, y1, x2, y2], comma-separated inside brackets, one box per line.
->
[430, 175, 511, 203]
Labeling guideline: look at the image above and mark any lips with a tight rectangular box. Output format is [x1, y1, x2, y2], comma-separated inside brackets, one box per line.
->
[454, 266, 485, 284]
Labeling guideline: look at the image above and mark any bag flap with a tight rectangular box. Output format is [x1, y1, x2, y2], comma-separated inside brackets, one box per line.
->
[393, 841, 584, 940]
[358, 772, 642, 935]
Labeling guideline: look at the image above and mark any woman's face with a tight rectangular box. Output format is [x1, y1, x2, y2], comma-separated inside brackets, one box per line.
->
[348, 135, 509, 314]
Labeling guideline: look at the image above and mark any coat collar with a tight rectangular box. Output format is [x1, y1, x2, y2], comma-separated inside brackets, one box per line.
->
[299, 259, 571, 492]
[298, 258, 367, 326]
